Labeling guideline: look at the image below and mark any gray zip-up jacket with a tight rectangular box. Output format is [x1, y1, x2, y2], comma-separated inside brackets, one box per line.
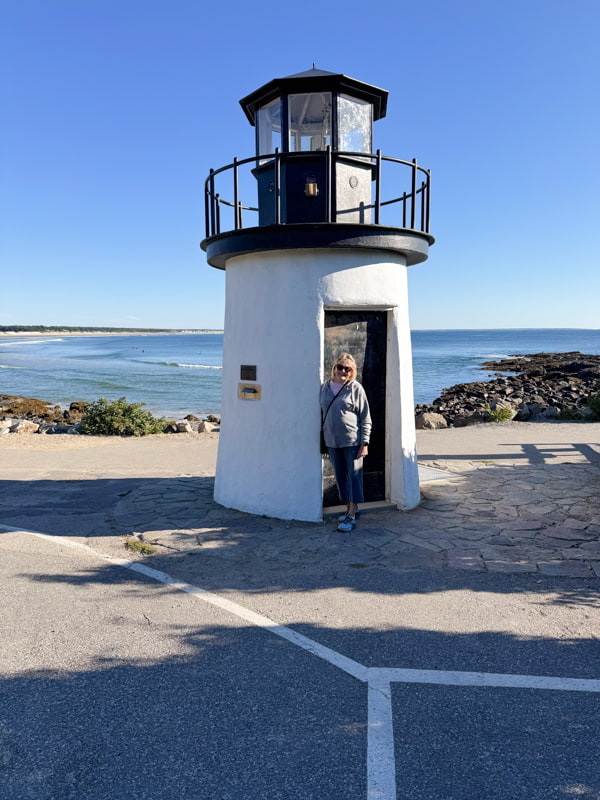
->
[320, 380, 372, 449]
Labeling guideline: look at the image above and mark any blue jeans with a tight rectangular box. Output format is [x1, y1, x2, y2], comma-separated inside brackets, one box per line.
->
[328, 445, 364, 506]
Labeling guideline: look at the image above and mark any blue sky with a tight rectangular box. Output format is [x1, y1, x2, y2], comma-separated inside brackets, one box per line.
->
[2, 0, 598, 330]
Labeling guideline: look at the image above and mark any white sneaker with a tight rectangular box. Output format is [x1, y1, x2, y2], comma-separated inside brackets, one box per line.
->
[337, 515, 356, 532]
[338, 508, 360, 522]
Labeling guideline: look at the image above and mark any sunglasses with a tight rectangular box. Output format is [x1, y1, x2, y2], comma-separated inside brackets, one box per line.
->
[335, 364, 352, 373]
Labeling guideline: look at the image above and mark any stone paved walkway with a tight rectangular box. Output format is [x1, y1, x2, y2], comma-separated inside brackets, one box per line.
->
[113, 457, 600, 579]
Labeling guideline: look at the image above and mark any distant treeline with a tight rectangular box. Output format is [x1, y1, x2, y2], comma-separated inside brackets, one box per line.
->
[0, 326, 214, 333]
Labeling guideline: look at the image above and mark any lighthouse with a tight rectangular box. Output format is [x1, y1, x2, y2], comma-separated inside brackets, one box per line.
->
[201, 68, 433, 522]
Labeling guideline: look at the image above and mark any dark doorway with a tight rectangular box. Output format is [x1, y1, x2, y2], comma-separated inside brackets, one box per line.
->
[323, 310, 387, 507]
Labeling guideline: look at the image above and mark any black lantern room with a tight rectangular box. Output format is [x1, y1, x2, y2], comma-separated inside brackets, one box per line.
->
[240, 68, 387, 225]
[201, 68, 433, 269]
[241, 68, 387, 155]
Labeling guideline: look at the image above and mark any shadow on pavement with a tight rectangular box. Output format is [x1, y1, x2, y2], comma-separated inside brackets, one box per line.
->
[418, 440, 600, 465]
[2, 561, 599, 800]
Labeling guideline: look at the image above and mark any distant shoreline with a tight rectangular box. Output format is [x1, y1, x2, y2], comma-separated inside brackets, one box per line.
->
[0, 330, 223, 339]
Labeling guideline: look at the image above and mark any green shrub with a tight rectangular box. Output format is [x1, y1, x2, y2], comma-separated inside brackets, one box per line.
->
[559, 406, 582, 421]
[125, 538, 157, 555]
[484, 405, 513, 423]
[79, 397, 166, 436]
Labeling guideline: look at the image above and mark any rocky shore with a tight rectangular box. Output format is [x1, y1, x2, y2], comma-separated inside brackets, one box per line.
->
[415, 351, 600, 429]
[2, 352, 599, 435]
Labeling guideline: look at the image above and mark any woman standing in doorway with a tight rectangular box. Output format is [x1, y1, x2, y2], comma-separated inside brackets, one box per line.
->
[320, 353, 372, 532]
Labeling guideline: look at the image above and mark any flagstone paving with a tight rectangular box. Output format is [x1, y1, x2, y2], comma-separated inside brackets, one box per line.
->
[112, 458, 600, 579]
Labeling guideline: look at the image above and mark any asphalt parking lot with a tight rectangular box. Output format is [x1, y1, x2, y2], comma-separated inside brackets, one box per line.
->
[1, 526, 599, 800]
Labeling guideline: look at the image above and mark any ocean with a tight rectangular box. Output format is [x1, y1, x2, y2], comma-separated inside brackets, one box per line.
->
[1, 329, 599, 417]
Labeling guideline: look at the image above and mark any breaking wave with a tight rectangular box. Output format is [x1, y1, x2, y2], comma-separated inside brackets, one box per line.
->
[158, 361, 222, 369]
[0, 338, 65, 346]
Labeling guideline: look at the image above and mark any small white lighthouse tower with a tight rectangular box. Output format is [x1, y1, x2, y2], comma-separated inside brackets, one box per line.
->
[201, 68, 433, 522]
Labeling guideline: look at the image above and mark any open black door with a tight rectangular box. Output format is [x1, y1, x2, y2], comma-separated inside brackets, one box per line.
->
[323, 310, 387, 507]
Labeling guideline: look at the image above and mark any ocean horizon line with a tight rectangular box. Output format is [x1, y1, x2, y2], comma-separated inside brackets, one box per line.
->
[2, 326, 599, 338]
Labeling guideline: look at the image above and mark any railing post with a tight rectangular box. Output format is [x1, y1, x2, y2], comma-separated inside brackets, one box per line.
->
[233, 157, 239, 230]
[411, 158, 417, 230]
[209, 169, 216, 236]
[402, 192, 407, 228]
[215, 193, 221, 234]
[375, 149, 382, 225]
[237, 201, 243, 230]
[326, 145, 332, 222]
[425, 171, 431, 233]
[275, 148, 281, 225]
[204, 174, 211, 238]
[420, 180, 426, 232]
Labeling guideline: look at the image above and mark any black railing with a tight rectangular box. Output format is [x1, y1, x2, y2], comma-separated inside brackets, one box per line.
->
[203, 148, 431, 239]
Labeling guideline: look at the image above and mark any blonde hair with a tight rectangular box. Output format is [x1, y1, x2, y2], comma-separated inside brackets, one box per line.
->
[330, 352, 357, 380]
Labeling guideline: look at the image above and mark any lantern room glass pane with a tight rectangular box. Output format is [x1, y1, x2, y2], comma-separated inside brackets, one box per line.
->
[288, 92, 332, 152]
[337, 94, 372, 154]
[257, 97, 282, 158]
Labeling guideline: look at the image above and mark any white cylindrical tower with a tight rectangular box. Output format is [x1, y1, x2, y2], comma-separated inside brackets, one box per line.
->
[201, 68, 434, 522]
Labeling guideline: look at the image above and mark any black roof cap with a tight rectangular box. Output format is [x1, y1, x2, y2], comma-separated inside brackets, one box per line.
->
[239, 68, 388, 125]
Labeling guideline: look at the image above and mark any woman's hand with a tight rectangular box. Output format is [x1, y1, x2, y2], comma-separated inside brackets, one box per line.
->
[358, 445, 369, 459]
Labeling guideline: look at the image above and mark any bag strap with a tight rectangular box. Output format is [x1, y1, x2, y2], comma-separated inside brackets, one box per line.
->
[321, 381, 352, 427]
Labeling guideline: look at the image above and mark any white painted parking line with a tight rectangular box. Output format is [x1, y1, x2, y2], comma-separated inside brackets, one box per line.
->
[367, 676, 397, 800]
[131, 560, 369, 682]
[369, 667, 600, 693]
[4, 524, 600, 800]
